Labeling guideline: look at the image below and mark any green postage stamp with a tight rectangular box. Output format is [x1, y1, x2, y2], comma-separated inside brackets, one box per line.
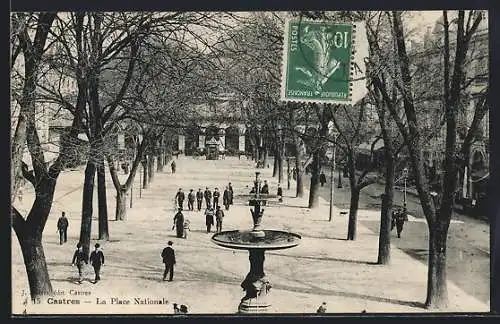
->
[280, 19, 357, 104]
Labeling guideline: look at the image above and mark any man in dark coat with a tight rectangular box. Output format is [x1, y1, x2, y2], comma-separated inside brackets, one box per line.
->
[261, 180, 269, 194]
[161, 241, 176, 281]
[171, 160, 176, 174]
[57, 211, 69, 245]
[223, 186, 231, 210]
[277, 183, 283, 203]
[319, 172, 327, 187]
[228, 182, 234, 205]
[173, 208, 185, 238]
[89, 243, 105, 283]
[215, 205, 224, 233]
[175, 188, 185, 210]
[204, 187, 212, 209]
[187, 189, 195, 211]
[196, 188, 204, 211]
[212, 187, 220, 209]
[395, 208, 407, 238]
[71, 242, 88, 283]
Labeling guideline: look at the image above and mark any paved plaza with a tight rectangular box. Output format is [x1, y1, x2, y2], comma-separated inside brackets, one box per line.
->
[12, 157, 489, 314]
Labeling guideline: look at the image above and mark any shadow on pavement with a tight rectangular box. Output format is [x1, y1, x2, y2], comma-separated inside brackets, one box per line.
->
[276, 279, 426, 310]
[267, 252, 377, 265]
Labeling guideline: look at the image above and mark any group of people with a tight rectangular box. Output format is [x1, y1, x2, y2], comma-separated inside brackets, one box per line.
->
[56, 212, 105, 284]
[71, 242, 105, 284]
[174, 184, 234, 212]
[172, 183, 234, 238]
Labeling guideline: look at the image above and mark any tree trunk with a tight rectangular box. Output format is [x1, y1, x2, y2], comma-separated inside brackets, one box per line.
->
[142, 160, 148, 189]
[377, 178, 394, 264]
[376, 99, 396, 264]
[263, 147, 269, 168]
[425, 223, 449, 308]
[294, 156, 304, 198]
[147, 154, 154, 183]
[278, 148, 284, 184]
[79, 160, 96, 257]
[115, 188, 128, 221]
[17, 235, 52, 300]
[347, 187, 360, 240]
[272, 148, 279, 177]
[97, 160, 109, 241]
[308, 148, 321, 208]
[157, 153, 163, 172]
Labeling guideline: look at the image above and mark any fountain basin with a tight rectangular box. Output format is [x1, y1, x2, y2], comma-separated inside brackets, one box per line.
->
[211, 230, 301, 250]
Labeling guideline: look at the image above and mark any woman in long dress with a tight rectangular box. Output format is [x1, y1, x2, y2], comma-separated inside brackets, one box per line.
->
[205, 207, 214, 233]
[173, 208, 185, 238]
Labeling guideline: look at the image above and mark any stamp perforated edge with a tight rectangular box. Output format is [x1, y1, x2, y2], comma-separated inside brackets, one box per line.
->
[279, 17, 358, 106]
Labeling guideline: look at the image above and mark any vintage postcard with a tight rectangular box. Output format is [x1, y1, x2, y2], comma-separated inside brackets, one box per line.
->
[10, 10, 491, 315]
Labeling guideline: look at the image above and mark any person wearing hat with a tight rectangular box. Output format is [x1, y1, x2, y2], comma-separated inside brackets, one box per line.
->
[215, 205, 225, 233]
[175, 188, 185, 210]
[223, 186, 231, 210]
[71, 242, 88, 283]
[161, 241, 176, 281]
[89, 243, 105, 283]
[212, 187, 220, 209]
[261, 180, 269, 194]
[228, 182, 234, 205]
[187, 189, 195, 211]
[204, 187, 212, 209]
[196, 188, 204, 211]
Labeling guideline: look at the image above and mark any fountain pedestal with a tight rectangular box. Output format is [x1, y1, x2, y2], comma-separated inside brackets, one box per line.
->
[211, 172, 301, 314]
[239, 249, 271, 313]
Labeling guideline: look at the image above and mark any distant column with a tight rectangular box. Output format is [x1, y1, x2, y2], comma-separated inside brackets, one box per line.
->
[199, 128, 206, 150]
[178, 134, 185, 155]
[219, 129, 226, 152]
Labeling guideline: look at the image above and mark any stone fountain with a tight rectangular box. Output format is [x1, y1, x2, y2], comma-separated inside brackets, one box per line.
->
[211, 171, 301, 313]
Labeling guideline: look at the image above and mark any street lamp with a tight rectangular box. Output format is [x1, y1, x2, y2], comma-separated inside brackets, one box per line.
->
[327, 131, 339, 222]
[402, 167, 408, 212]
[337, 162, 343, 188]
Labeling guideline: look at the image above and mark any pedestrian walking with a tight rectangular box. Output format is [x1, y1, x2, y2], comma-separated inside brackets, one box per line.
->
[175, 188, 185, 210]
[57, 211, 69, 245]
[215, 205, 225, 233]
[173, 208, 185, 238]
[204, 187, 212, 209]
[395, 208, 407, 238]
[161, 241, 176, 281]
[171, 160, 176, 174]
[261, 180, 269, 194]
[89, 243, 105, 283]
[228, 182, 234, 205]
[205, 207, 215, 233]
[292, 168, 297, 180]
[319, 171, 327, 187]
[187, 189, 195, 211]
[71, 242, 88, 283]
[196, 188, 204, 211]
[223, 186, 231, 210]
[277, 183, 283, 203]
[213, 187, 220, 209]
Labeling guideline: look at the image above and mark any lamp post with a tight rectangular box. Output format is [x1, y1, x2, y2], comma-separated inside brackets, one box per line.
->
[337, 163, 343, 188]
[286, 157, 291, 190]
[328, 132, 339, 222]
[403, 167, 408, 212]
